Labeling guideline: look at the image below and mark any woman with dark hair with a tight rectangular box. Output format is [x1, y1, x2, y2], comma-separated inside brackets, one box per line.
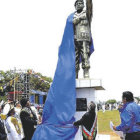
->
[113, 91, 140, 140]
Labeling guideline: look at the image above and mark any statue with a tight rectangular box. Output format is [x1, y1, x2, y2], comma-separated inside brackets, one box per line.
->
[73, 0, 93, 78]
[32, 1, 94, 140]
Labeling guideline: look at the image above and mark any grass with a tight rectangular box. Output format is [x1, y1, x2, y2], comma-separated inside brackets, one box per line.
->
[97, 110, 121, 133]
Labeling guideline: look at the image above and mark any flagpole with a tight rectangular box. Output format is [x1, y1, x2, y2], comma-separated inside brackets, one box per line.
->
[14, 67, 16, 102]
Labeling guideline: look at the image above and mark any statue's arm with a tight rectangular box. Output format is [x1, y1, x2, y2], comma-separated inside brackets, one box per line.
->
[73, 13, 86, 25]
[86, 0, 93, 26]
[73, 17, 80, 25]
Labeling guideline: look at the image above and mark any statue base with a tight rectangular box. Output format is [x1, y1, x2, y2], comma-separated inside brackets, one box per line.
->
[74, 78, 104, 140]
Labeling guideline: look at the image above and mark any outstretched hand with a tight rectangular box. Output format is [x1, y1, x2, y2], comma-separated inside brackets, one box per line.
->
[113, 126, 116, 131]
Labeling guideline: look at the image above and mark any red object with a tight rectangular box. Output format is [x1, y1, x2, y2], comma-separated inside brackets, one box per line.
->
[8, 91, 23, 94]
[7, 91, 23, 101]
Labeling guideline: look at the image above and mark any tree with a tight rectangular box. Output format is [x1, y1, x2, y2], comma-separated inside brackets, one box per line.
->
[0, 70, 53, 94]
[106, 99, 117, 105]
[30, 72, 52, 92]
[134, 97, 140, 104]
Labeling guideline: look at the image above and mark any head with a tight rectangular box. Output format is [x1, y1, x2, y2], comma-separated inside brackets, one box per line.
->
[87, 101, 96, 112]
[122, 91, 134, 104]
[74, 0, 84, 12]
[15, 102, 21, 108]
[7, 108, 15, 117]
[20, 98, 30, 108]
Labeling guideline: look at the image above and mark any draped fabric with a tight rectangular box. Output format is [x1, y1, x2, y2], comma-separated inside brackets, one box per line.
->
[32, 13, 78, 140]
[30, 95, 35, 104]
[39, 95, 43, 105]
[32, 11, 94, 140]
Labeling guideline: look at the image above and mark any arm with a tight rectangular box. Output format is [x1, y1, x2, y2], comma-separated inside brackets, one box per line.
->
[20, 111, 37, 125]
[73, 114, 86, 126]
[73, 12, 86, 25]
[116, 109, 133, 132]
[86, 0, 93, 26]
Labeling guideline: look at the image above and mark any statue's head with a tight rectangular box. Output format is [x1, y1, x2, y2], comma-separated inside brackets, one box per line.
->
[74, 0, 84, 12]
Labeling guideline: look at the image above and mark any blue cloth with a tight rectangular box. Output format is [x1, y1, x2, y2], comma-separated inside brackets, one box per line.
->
[116, 102, 140, 133]
[39, 95, 43, 104]
[30, 95, 35, 103]
[32, 13, 78, 140]
[31, 90, 47, 96]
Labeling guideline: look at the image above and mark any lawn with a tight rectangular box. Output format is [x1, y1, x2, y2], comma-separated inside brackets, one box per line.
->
[97, 110, 121, 133]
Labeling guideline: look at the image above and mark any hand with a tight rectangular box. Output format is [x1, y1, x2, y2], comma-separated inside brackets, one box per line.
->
[118, 104, 123, 109]
[37, 120, 42, 125]
[73, 122, 79, 128]
[80, 15, 86, 20]
[113, 126, 116, 131]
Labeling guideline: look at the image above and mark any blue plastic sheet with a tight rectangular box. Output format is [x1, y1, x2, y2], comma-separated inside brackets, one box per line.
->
[32, 12, 94, 140]
[31, 90, 47, 96]
[32, 13, 78, 140]
[39, 95, 43, 105]
[30, 95, 35, 104]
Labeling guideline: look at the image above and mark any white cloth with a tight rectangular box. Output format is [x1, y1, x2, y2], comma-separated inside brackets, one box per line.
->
[102, 105, 105, 113]
[5, 116, 22, 140]
[14, 107, 21, 120]
[0, 100, 4, 107]
[2, 104, 10, 115]
[31, 106, 39, 120]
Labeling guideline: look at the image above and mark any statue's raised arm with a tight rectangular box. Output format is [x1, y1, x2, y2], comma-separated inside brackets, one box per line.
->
[86, 0, 93, 27]
[73, 0, 94, 79]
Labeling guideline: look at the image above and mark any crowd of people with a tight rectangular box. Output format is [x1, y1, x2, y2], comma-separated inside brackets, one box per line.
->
[1, 91, 140, 140]
[0, 98, 97, 140]
[0, 98, 42, 140]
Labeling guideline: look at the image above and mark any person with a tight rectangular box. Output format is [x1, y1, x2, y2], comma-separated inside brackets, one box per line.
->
[2, 100, 14, 116]
[0, 105, 7, 140]
[73, 101, 97, 140]
[102, 104, 105, 113]
[30, 104, 39, 121]
[14, 102, 24, 139]
[5, 107, 22, 140]
[20, 98, 38, 140]
[73, 0, 94, 78]
[113, 91, 140, 140]
[15, 102, 22, 119]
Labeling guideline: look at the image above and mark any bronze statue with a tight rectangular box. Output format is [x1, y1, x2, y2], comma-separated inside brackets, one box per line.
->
[73, 0, 93, 78]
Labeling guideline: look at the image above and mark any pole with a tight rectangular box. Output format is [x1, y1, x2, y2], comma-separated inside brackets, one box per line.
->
[13, 67, 16, 101]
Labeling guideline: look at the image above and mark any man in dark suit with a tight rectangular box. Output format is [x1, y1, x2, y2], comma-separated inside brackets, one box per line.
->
[0, 106, 7, 140]
[20, 98, 38, 140]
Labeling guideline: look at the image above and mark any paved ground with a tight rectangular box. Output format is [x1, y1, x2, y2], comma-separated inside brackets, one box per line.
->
[99, 132, 121, 140]
[97, 134, 110, 140]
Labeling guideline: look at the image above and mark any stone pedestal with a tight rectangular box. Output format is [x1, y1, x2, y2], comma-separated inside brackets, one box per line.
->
[74, 78, 104, 140]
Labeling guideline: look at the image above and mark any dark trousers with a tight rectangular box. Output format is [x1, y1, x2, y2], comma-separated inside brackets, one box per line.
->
[125, 132, 140, 140]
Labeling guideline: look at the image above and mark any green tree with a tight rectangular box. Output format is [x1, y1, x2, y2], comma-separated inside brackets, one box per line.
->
[134, 97, 140, 104]
[0, 70, 52, 94]
[0, 70, 14, 94]
[30, 72, 52, 92]
[106, 99, 117, 104]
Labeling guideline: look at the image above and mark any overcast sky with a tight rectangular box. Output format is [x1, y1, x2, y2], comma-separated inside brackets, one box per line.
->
[0, 0, 140, 101]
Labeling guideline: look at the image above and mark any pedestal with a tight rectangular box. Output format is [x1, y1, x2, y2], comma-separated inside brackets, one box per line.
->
[74, 78, 104, 140]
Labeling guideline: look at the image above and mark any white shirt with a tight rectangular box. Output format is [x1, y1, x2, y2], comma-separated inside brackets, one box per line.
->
[5, 116, 22, 140]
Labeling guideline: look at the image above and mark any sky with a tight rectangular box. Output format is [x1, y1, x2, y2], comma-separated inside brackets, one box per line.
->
[0, 0, 140, 101]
